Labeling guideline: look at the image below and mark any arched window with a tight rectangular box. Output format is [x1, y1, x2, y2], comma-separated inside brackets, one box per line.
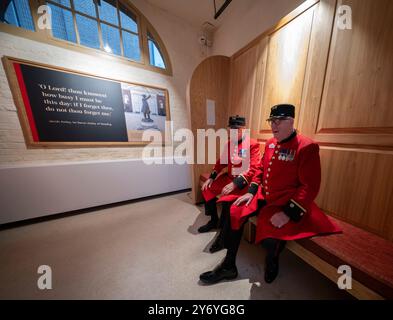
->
[1, 0, 34, 31]
[0, 0, 171, 75]
[148, 31, 165, 69]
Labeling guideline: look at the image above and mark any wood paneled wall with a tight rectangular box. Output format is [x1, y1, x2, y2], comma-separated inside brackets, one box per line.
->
[229, 39, 269, 138]
[189, 0, 393, 241]
[228, 45, 259, 126]
[189, 56, 230, 203]
[259, 5, 314, 132]
[225, 0, 393, 241]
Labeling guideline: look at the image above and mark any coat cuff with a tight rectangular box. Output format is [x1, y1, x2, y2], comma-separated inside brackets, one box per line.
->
[233, 175, 248, 190]
[248, 182, 259, 195]
[209, 171, 218, 180]
[283, 199, 306, 222]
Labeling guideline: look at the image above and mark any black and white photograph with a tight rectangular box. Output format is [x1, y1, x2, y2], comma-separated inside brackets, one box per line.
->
[121, 83, 168, 133]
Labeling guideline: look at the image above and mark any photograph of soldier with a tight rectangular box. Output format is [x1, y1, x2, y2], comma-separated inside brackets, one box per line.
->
[141, 94, 152, 122]
[199, 115, 261, 254]
[200, 104, 342, 285]
[121, 83, 168, 133]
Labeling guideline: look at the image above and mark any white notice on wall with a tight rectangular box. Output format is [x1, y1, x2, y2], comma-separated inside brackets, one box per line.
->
[206, 99, 215, 126]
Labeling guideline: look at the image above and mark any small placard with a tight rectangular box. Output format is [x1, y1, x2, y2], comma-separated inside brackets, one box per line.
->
[206, 99, 215, 126]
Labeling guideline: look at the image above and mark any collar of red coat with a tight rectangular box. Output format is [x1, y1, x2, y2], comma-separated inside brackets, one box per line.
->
[276, 129, 297, 145]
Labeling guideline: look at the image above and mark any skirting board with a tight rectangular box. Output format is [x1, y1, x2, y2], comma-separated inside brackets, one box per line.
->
[0, 157, 191, 225]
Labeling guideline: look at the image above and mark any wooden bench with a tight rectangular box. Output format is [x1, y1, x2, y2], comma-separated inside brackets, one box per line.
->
[199, 173, 393, 300]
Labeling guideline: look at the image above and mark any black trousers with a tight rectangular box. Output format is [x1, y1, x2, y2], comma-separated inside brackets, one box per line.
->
[204, 198, 218, 222]
[218, 200, 286, 267]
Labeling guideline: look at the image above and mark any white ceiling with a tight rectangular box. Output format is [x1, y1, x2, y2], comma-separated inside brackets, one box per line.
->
[144, 0, 230, 29]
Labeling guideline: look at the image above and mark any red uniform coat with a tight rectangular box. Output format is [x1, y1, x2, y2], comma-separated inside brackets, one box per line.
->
[202, 136, 261, 203]
[230, 132, 341, 243]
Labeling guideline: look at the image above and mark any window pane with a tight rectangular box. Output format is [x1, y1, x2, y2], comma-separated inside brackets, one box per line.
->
[76, 14, 100, 49]
[3, 2, 19, 26]
[98, 0, 118, 25]
[3, 0, 34, 31]
[122, 31, 140, 61]
[101, 23, 121, 55]
[73, 0, 96, 17]
[49, 0, 71, 7]
[148, 39, 165, 69]
[47, 3, 76, 43]
[119, 4, 137, 33]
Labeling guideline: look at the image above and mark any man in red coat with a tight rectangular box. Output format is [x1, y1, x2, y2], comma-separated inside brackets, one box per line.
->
[199, 116, 261, 253]
[200, 104, 341, 284]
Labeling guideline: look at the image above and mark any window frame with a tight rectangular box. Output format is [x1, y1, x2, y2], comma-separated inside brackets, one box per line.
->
[0, 0, 172, 76]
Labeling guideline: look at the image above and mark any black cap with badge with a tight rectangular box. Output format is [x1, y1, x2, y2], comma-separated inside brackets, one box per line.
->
[267, 104, 295, 120]
[228, 115, 246, 128]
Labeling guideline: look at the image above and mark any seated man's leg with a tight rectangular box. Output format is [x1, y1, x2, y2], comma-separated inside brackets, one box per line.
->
[200, 199, 264, 284]
[199, 174, 231, 233]
[198, 198, 218, 233]
[209, 201, 232, 253]
[261, 238, 287, 283]
[199, 215, 248, 284]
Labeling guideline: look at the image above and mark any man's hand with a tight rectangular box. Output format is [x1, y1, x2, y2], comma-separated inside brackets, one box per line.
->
[221, 182, 236, 195]
[233, 193, 254, 206]
[270, 211, 290, 228]
[201, 178, 213, 191]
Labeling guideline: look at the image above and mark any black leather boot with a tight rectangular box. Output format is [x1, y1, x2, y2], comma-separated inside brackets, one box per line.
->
[262, 238, 286, 283]
[199, 262, 238, 284]
[198, 219, 218, 233]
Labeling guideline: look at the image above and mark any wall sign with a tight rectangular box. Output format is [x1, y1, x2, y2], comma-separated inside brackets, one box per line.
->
[206, 99, 216, 126]
[2, 56, 171, 148]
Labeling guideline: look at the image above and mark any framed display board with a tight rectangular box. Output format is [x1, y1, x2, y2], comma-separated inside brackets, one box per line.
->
[2, 56, 171, 148]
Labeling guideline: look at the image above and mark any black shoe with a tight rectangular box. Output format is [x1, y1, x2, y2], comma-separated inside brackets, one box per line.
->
[200, 263, 238, 284]
[264, 255, 279, 284]
[209, 237, 224, 253]
[198, 220, 218, 233]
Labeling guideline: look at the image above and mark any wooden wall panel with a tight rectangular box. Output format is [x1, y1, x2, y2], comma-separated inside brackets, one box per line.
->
[189, 56, 230, 203]
[229, 38, 269, 137]
[299, 0, 337, 136]
[228, 45, 258, 122]
[304, 0, 393, 148]
[318, 0, 393, 132]
[249, 38, 269, 138]
[318, 147, 393, 241]
[259, 6, 315, 133]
